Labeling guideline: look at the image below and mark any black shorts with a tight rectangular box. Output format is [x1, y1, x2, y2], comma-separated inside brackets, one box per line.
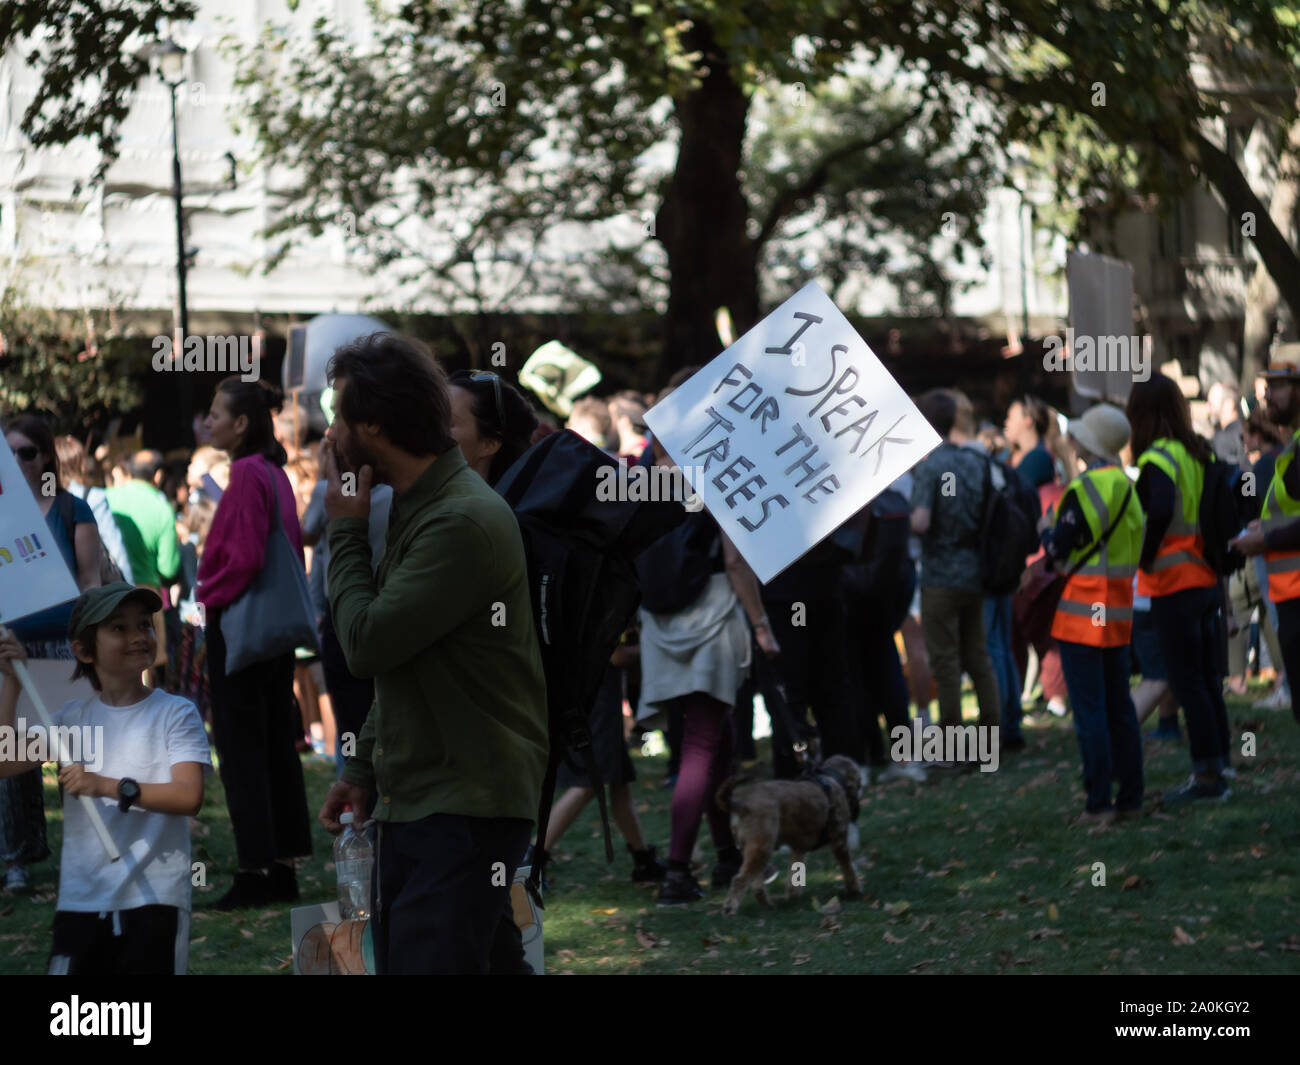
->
[49, 905, 189, 975]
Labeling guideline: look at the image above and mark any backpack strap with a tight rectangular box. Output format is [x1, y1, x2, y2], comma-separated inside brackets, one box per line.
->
[1064, 483, 1133, 580]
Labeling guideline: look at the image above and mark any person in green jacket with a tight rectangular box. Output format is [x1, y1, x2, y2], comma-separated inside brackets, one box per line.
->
[317, 332, 548, 975]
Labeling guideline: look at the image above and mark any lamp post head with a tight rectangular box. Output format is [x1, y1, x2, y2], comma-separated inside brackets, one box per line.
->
[155, 38, 187, 86]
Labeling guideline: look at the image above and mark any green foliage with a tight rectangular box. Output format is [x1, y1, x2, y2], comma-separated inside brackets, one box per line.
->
[0, 1, 197, 184]
[746, 73, 999, 314]
[0, 274, 145, 433]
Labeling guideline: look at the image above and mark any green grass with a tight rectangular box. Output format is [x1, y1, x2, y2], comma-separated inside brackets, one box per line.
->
[2, 686, 1298, 974]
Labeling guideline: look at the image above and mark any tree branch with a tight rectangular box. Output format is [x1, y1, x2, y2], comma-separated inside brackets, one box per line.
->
[755, 101, 925, 247]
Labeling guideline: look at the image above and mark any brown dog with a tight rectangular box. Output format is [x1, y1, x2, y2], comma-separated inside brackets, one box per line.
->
[715, 754, 863, 916]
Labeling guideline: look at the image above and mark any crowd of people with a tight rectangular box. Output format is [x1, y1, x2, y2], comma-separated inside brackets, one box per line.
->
[2, 331, 1298, 974]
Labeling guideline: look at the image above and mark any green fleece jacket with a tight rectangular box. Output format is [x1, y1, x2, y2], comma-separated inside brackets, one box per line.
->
[329, 447, 548, 824]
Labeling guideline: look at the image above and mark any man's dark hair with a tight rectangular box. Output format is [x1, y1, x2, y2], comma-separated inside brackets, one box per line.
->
[128, 448, 165, 482]
[327, 333, 454, 456]
[916, 389, 958, 438]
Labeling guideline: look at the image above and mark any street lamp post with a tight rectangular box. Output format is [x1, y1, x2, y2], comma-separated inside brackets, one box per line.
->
[155, 38, 191, 443]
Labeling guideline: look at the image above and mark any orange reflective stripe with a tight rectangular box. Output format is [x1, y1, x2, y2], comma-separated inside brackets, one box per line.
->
[1053, 574, 1135, 647]
[1265, 549, 1300, 603]
[1137, 533, 1216, 596]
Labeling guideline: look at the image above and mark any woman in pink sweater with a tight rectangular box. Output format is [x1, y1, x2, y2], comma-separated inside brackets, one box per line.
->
[197, 379, 312, 910]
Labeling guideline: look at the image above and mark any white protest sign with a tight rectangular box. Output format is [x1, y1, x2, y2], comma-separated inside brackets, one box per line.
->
[644, 281, 941, 584]
[0, 436, 80, 625]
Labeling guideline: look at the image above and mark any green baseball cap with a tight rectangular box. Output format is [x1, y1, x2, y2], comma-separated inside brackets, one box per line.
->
[68, 582, 163, 643]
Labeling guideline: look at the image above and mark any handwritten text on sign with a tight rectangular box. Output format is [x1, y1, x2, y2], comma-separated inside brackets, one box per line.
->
[644, 282, 940, 584]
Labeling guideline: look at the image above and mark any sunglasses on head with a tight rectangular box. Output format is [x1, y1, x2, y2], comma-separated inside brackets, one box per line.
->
[13, 445, 40, 462]
[467, 370, 506, 431]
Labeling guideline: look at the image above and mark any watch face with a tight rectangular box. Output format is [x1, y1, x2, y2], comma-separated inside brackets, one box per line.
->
[121, 780, 140, 801]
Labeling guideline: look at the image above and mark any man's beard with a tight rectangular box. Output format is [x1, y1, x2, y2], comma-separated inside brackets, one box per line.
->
[340, 437, 384, 483]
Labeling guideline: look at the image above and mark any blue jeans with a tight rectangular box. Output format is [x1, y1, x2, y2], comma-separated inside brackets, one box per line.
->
[1150, 585, 1231, 774]
[1057, 641, 1144, 813]
[984, 594, 1022, 741]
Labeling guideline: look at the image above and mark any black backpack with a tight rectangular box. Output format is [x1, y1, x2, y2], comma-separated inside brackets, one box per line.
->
[979, 455, 1041, 595]
[635, 508, 721, 613]
[1199, 454, 1245, 576]
[495, 431, 685, 901]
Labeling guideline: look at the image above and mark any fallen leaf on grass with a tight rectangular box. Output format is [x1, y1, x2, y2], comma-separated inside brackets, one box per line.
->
[240, 929, 254, 939]
[635, 929, 659, 950]
[792, 952, 811, 965]
[1028, 928, 1063, 940]
[591, 908, 618, 914]
[884, 900, 911, 916]
[1172, 926, 1196, 946]
[1047, 903, 1059, 921]
[883, 931, 907, 944]
[910, 958, 935, 971]
[1250, 844, 1268, 858]
[818, 898, 842, 916]
[1122, 875, 1141, 891]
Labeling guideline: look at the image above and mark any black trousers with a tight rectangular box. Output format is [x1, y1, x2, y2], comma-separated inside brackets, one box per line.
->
[49, 905, 182, 975]
[1274, 598, 1300, 725]
[764, 596, 862, 776]
[372, 813, 533, 975]
[206, 609, 313, 870]
[1150, 586, 1232, 774]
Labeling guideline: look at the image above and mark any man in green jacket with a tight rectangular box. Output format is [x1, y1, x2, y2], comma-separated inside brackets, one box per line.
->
[317, 332, 548, 975]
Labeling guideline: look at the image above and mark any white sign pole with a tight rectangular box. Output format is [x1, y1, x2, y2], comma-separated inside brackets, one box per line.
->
[0, 624, 120, 863]
[0, 434, 119, 861]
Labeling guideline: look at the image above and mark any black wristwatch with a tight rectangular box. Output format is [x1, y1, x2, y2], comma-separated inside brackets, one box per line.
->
[117, 778, 141, 813]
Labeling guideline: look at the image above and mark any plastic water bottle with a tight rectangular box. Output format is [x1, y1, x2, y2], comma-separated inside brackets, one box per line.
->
[333, 806, 373, 920]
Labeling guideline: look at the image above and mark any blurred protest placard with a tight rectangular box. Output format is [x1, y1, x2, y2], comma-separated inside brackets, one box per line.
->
[0, 436, 79, 625]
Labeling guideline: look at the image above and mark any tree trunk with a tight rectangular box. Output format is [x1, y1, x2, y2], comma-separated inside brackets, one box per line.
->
[1241, 114, 1300, 390]
[655, 25, 758, 383]
[1191, 126, 1300, 333]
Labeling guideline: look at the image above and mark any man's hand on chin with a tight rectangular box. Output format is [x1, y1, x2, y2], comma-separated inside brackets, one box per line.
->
[322, 440, 373, 522]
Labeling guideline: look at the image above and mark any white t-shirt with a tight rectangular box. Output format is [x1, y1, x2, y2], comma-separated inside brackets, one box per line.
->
[49, 689, 213, 913]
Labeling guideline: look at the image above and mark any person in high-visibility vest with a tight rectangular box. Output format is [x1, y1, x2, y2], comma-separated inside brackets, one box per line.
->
[1126, 376, 1232, 805]
[1040, 404, 1146, 822]
[1230, 343, 1300, 727]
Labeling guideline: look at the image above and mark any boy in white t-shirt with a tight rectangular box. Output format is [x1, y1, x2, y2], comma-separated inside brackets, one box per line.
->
[0, 583, 213, 974]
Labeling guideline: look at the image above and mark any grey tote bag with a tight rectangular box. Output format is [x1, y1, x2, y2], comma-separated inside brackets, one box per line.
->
[220, 459, 319, 673]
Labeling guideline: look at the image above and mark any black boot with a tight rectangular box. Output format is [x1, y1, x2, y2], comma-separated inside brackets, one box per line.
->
[657, 862, 704, 907]
[629, 844, 667, 883]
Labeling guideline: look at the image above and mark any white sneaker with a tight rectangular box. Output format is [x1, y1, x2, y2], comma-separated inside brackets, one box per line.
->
[1251, 686, 1290, 711]
[3, 865, 30, 894]
[1047, 698, 1068, 718]
[1221, 766, 1238, 780]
